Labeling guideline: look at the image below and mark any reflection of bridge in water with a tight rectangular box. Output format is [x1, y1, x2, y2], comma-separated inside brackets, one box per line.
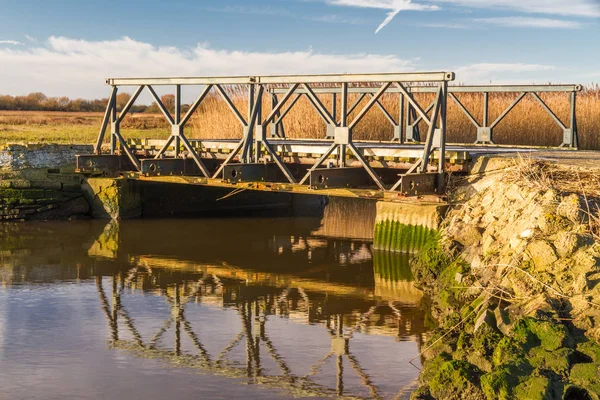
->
[96, 264, 426, 399]
[0, 219, 429, 398]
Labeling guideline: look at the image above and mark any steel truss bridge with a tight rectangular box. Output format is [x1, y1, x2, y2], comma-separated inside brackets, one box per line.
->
[96, 267, 426, 399]
[77, 72, 581, 194]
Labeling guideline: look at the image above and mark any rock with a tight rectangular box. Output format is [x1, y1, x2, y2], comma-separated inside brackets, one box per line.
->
[482, 235, 496, 254]
[29, 196, 89, 220]
[31, 181, 62, 190]
[573, 249, 600, 271]
[520, 229, 534, 239]
[495, 307, 515, 336]
[572, 273, 590, 294]
[526, 240, 558, 271]
[557, 194, 586, 223]
[513, 376, 555, 400]
[455, 272, 464, 283]
[456, 225, 483, 247]
[61, 182, 81, 192]
[9, 179, 31, 189]
[570, 363, 600, 394]
[554, 231, 582, 257]
[538, 212, 571, 235]
[429, 360, 484, 400]
[474, 309, 496, 333]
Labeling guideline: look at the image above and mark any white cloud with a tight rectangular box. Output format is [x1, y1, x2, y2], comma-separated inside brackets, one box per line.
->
[326, 0, 440, 33]
[0, 36, 416, 99]
[24, 34, 38, 43]
[0, 40, 22, 45]
[310, 14, 368, 24]
[421, 22, 469, 29]
[325, 0, 600, 32]
[454, 63, 557, 84]
[475, 16, 583, 28]
[423, 0, 600, 18]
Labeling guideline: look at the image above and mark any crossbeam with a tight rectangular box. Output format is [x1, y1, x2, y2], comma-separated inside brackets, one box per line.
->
[106, 72, 455, 86]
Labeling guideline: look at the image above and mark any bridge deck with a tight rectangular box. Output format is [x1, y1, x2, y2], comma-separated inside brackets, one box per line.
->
[124, 138, 577, 169]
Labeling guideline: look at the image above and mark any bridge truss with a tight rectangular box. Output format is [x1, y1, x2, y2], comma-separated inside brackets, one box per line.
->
[81, 73, 581, 193]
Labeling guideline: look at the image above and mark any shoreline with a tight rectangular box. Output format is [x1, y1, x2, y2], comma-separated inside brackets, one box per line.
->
[410, 157, 600, 399]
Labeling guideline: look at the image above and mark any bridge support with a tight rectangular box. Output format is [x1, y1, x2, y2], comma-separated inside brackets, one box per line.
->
[373, 201, 448, 253]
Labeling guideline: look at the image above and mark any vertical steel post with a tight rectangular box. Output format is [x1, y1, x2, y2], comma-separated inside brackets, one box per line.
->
[110, 87, 118, 155]
[570, 90, 578, 148]
[331, 93, 337, 125]
[339, 83, 348, 167]
[438, 82, 448, 192]
[405, 97, 412, 141]
[254, 87, 263, 162]
[95, 86, 117, 154]
[270, 93, 278, 138]
[483, 92, 489, 127]
[482, 91, 490, 143]
[396, 94, 404, 142]
[242, 84, 255, 163]
[174, 85, 181, 157]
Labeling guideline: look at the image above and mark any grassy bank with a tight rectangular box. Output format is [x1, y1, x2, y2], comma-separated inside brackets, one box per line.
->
[1, 86, 599, 150]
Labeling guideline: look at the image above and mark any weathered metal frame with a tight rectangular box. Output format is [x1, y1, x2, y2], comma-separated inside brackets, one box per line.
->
[95, 72, 454, 191]
[271, 84, 581, 148]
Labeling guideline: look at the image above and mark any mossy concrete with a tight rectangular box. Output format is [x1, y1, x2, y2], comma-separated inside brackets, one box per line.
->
[0, 169, 89, 220]
[82, 177, 141, 220]
[373, 201, 447, 253]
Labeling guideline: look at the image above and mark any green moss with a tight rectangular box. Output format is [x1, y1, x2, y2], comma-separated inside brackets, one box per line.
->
[493, 336, 527, 367]
[373, 220, 439, 252]
[513, 376, 555, 400]
[420, 352, 452, 383]
[481, 362, 532, 400]
[0, 188, 23, 200]
[18, 198, 36, 205]
[20, 189, 45, 199]
[527, 319, 572, 351]
[529, 347, 572, 378]
[372, 251, 413, 281]
[429, 360, 481, 399]
[577, 341, 600, 364]
[472, 324, 503, 360]
[569, 363, 600, 394]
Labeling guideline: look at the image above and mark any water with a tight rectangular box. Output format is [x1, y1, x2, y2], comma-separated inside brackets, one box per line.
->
[0, 219, 429, 399]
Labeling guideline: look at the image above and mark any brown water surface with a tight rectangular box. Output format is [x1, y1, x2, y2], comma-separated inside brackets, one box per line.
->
[0, 218, 429, 399]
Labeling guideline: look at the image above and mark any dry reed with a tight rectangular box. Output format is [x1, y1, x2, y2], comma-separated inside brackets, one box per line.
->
[190, 86, 600, 150]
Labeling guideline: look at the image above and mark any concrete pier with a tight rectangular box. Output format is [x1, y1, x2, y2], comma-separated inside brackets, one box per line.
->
[373, 201, 448, 253]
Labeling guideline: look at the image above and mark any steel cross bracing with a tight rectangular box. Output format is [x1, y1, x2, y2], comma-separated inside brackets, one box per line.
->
[96, 269, 422, 399]
[91, 73, 581, 193]
[93, 72, 454, 192]
[269, 84, 582, 148]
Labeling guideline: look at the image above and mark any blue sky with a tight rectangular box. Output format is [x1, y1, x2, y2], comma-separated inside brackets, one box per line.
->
[0, 0, 599, 99]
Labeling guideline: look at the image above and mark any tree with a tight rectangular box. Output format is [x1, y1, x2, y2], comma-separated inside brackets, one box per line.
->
[116, 92, 132, 111]
[160, 94, 175, 113]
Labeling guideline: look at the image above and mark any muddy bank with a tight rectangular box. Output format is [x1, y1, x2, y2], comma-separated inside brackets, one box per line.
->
[412, 158, 600, 400]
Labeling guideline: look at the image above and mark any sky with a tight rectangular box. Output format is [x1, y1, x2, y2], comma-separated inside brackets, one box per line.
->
[0, 0, 599, 100]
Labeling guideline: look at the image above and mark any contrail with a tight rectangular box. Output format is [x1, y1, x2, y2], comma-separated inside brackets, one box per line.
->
[375, 8, 401, 33]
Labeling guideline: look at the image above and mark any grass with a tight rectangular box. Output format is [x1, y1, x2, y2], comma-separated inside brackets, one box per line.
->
[0, 110, 169, 144]
[1, 86, 598, 150]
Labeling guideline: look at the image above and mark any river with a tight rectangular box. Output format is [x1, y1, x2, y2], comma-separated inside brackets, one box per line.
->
[0, 218, 429, 399]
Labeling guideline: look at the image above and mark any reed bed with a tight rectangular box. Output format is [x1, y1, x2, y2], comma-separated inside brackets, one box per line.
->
[1, 86, 597, 149]
[190, 86, 600, 150]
